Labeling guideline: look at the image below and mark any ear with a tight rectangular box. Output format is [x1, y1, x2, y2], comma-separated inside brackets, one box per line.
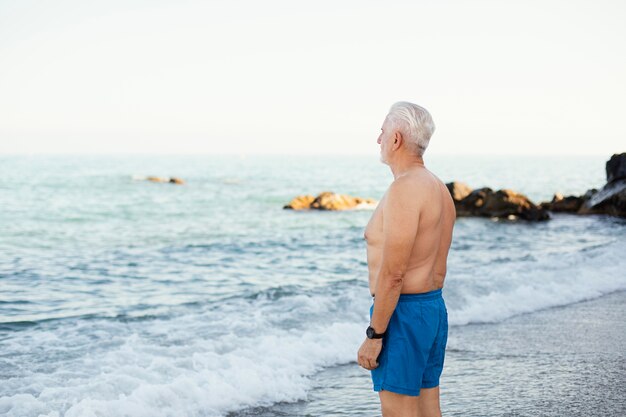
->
[393, 130, 403, 150]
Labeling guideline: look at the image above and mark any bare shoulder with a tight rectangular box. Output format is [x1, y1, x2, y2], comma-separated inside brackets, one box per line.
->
[399, 170, 442, 193]
[383, 174, 426, 212]
[430, 172, 456, 217]
[413, 169, 455, 217]
[388, 174, 423, 197]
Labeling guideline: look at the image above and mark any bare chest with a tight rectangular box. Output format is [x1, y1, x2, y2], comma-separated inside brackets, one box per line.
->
[364, 195, 386, 245]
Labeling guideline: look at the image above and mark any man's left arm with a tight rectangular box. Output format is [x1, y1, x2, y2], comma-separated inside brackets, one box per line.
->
[357, 178, 421, 370]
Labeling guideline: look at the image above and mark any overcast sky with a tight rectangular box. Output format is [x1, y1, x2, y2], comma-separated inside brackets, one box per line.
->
[0, 0, 624, 156]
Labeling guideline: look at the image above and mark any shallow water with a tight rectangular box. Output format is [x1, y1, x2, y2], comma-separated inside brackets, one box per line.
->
[253, 291, 626, 417]
[1, 153, 624, 416]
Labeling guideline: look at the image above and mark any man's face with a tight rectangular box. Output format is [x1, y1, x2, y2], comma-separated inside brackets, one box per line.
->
[377, 116, 394, 165]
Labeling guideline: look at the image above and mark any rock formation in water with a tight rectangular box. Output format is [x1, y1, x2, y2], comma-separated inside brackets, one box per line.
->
[134, 175, 186, 185]
[283, 192, 377, 210]
[284, 153, 626, 220]
[446, 182, 550, 221]
[540, 152, 626, 218]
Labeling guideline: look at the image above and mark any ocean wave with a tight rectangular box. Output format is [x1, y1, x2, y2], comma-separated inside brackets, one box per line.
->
[0, 282, 370, 417]
[447, 238, 626, 325]
[2, 238, 625, 416]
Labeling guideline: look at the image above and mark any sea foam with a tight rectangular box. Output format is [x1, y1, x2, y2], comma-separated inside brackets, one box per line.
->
[0, 287, 369, 417]
[2, 237, 625, 416]
[448, 237, 626, 326]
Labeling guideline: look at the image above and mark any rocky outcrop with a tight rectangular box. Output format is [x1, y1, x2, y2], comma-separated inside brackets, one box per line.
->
[284, 195, 316, 210]
[578, 180, 626, 217]
[133, 175, 186, 185]
[448, 183, 550, 221]
[284, 153, 625, 219]
[541, 153, 626, 218]
[606, 152, 626, 183]
[284, 192, 377, 210]
[577, 153, 626, 217]
[446, 181, 473, 201]
[539, 193, 585, 213]
[170, 177, 185, 185]
[286, 186, 547, 219]
[148, 176, 185, 185]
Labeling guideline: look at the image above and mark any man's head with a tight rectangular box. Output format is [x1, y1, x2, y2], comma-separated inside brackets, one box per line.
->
[377, 101, 435, 164]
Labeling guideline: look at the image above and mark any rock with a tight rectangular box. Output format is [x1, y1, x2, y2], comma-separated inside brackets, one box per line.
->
[582, 188, 598, 200]
[576, 153, 626, 217]
[455, 187, 492, 215]
[169, 177, 185, 184]
[578, 179, 626, 217]
[606, 153, 626, 183]
[445, 181, 473, 202]
[456, 187, 550, 221]
[292, 180, 551, 221]
[283, 192, 377, 210]
[540, 193, 584, 213]
[138, 176, 185, 184]
[535, 153, 626, 218]
[283, 195, 316, 210]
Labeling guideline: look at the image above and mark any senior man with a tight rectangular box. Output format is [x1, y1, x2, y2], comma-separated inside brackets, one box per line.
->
[358, 102, 456, 417]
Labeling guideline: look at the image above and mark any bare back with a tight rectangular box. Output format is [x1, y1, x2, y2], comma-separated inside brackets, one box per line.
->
[364, 167, 455, 295]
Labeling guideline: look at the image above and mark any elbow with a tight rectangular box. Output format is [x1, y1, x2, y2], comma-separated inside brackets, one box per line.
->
[384, 270, 405, 290]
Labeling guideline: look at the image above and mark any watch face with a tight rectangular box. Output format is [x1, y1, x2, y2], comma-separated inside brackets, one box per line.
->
[366, 326, 374, 338]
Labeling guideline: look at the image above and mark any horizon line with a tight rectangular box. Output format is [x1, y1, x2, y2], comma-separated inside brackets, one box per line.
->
[0, 151, 621, 157]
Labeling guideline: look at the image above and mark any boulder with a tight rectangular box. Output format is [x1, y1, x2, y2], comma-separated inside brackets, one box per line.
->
[577, 153, 626, 217]
[606, 153, 626, 183]
[578, 180, 626, 217]
[283, 195, 316, 210]
[284, 192, 377, 211]
[455, 187, 550, 221]
[141, 176, 186, 185]
[169, 177, 185, 184]
[540, 192, 584, 213]
[445, 181, 473, 202]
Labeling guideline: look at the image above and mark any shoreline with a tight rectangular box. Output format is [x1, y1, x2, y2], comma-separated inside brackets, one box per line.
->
[237, 290, 626, 417]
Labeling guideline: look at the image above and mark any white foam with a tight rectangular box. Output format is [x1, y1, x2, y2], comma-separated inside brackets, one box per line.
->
[448, 238, 626, 326]
[2, 239, 625, 416]
[0, 289, 369, 417]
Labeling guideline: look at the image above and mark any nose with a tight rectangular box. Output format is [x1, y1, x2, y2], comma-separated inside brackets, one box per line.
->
[377, 136, 381, 145]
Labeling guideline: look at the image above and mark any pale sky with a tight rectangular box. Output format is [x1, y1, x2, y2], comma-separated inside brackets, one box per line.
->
[0, 0, 624, 156]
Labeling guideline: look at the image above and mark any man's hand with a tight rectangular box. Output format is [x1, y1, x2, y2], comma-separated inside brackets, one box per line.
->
[357, 338, 383, 370]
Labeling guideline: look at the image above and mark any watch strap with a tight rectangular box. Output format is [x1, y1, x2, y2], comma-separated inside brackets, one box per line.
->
[366, 325, 386, 339]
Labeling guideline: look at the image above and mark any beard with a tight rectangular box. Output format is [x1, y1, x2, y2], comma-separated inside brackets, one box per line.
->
[379, 150, 388, 165]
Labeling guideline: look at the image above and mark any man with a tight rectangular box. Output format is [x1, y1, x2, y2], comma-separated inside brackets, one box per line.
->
[358, 101, 456, 417]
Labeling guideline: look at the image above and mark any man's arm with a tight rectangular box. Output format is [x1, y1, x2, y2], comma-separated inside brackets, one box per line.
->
[370, 177, 421, 333]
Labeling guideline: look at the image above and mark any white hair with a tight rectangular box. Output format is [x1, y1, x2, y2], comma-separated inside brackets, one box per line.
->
[387, 101, 435, 157]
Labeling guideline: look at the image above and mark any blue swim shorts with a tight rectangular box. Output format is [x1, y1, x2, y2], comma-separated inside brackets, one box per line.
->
[369, 288, 448, 396]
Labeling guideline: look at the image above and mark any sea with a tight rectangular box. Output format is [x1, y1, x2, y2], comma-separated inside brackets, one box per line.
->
[1, 153, 625, 417]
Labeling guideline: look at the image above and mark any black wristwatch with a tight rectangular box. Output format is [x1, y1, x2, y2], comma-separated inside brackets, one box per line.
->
[366, 325, 386, 339]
